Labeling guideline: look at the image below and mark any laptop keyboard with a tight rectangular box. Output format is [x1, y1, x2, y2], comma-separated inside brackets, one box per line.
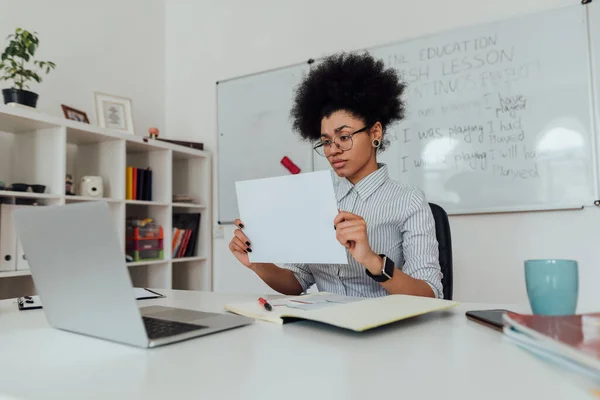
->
[142, 316, 206, 340]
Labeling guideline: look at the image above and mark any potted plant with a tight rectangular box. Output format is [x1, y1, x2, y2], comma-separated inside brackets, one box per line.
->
[0, 28, 56, 108]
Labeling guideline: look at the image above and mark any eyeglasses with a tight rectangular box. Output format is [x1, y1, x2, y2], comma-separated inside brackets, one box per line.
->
[10, 183, 46, 193]
[313, 126, 369, 157]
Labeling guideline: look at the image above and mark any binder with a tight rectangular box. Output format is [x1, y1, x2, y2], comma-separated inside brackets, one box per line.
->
[126, 166, 133, 200]
[147, 169, 152, 201]
[16, 238, 29, 271]
[132, 167, 138, 200]
[138, 169, 146, 201]
[0, 204, 17, 272]
[143, 168, 152, 201]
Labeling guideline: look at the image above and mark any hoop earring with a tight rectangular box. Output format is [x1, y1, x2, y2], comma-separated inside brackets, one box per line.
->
[372, 139, 381, 148]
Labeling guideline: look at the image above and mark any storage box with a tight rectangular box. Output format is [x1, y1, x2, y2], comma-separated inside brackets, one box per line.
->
[126, 224, 164, 262]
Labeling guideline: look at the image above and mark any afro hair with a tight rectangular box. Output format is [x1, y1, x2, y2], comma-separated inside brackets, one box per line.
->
[290, 52, 406, 151]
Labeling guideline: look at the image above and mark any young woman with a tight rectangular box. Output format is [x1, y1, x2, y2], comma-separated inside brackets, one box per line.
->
[228, 52, 443, 298]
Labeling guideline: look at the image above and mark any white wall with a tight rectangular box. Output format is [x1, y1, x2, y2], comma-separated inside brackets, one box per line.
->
[0, 1, 165, 298]
[166, 0, 600, 311]
[0, 0, 165, 136]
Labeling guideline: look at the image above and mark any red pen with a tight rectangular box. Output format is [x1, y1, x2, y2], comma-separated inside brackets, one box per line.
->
[258, 297, 272, 311]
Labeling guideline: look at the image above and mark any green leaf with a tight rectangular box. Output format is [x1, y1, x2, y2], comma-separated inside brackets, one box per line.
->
[0, 28, 54, 83]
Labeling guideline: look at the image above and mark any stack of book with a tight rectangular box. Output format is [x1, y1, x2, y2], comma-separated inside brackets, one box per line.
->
[126, 167, 152, 201]
[172, 213, 201, 258]
[503, 311, 600, 385]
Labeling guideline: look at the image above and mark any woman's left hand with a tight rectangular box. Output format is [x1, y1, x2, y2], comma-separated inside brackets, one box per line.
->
[334, 211, 381, 274]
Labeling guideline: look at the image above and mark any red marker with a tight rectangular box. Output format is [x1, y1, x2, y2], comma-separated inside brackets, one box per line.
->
[281, 156, 301, 174]
[258, 297, 273, 311]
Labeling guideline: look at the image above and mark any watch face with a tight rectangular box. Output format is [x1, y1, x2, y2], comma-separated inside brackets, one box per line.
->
[367, 254, 394, 282]
[383, 255, 394, 279]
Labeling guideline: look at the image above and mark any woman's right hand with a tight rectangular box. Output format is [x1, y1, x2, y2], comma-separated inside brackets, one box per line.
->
[229, 219, 253, 269]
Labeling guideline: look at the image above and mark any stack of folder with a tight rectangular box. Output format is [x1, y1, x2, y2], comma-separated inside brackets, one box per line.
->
[503, 311, 600, 382]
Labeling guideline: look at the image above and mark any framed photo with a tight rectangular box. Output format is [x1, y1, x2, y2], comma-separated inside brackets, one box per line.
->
[61, 105, 90, 123]
[94, 92, 134, 134]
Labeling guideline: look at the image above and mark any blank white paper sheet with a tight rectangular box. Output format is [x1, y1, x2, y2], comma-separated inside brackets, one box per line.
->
[235, 170, 348, 264]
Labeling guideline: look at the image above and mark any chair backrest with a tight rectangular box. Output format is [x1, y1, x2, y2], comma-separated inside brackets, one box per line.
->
[428, 203, 453, 300]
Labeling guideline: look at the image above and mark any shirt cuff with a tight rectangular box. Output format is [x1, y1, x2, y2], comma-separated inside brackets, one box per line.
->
[425, 281, 442, 299]
[283, 264, 314, 293]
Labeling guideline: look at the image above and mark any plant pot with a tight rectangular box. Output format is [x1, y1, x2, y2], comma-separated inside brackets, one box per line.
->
[2, 88, 39, 108]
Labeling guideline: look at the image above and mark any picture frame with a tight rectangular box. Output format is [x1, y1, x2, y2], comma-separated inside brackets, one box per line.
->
[61, 105, 90, 124]
[94, 92, 134, 134]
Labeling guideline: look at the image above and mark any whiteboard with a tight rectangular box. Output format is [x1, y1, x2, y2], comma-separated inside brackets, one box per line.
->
[217, 63, 312, 223]
[219, 4, 599, 220]
[588, 1, 600, 201]
[317, 5, 597, 213]
[378, 5, 596, 213]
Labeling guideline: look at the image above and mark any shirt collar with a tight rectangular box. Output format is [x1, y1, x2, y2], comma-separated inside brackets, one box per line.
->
[334, 163, 389, 202]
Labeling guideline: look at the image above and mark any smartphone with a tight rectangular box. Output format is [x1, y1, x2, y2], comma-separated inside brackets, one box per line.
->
[465, 309, 509, 331]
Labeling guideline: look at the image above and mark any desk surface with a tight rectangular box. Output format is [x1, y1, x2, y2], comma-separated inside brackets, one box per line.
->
[0, 290, 595, 400]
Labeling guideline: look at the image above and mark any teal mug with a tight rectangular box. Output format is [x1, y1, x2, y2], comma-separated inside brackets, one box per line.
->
[524, 259, 578, 316]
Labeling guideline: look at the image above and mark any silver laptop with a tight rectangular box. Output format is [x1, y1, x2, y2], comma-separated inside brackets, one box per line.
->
[12, 201, 253, 348]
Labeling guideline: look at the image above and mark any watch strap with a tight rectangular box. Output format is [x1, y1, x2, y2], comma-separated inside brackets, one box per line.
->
[366, 254, 394, 282]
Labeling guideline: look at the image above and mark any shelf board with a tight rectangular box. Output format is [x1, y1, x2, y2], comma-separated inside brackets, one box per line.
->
[0, 190, 61, 200]
[172, 202, 207, 209]
[127, 260, 168, 267]
[0, 104, 60, 134]
[172, 148, 208, 160]
[126, 138, 168, 154]
[172, 256, 207, 263]
[65, 123, 124, 145]
[0, 270, 31, 278]
[125, 200, 169, 206]
[0, 104, 127, 143]
[66, 196, 122, 203]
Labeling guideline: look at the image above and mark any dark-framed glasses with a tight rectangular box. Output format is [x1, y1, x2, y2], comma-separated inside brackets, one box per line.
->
[10, 183, 46, 193]
[313, 126, 369, 157]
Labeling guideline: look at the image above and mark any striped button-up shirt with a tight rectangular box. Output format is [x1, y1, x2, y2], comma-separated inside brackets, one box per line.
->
[285, 164, 444, 298]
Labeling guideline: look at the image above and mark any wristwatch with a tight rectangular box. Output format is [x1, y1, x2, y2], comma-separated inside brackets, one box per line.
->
[366, 254, 394, 282]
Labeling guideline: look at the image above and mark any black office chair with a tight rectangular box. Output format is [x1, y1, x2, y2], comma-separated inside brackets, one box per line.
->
[428, 203, 453, 300]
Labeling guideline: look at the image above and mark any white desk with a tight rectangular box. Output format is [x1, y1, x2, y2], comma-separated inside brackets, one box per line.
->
[0, 290, 595, 400]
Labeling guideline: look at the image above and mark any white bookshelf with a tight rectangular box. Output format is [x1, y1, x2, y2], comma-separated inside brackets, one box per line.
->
[0, 104, 212, 299]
